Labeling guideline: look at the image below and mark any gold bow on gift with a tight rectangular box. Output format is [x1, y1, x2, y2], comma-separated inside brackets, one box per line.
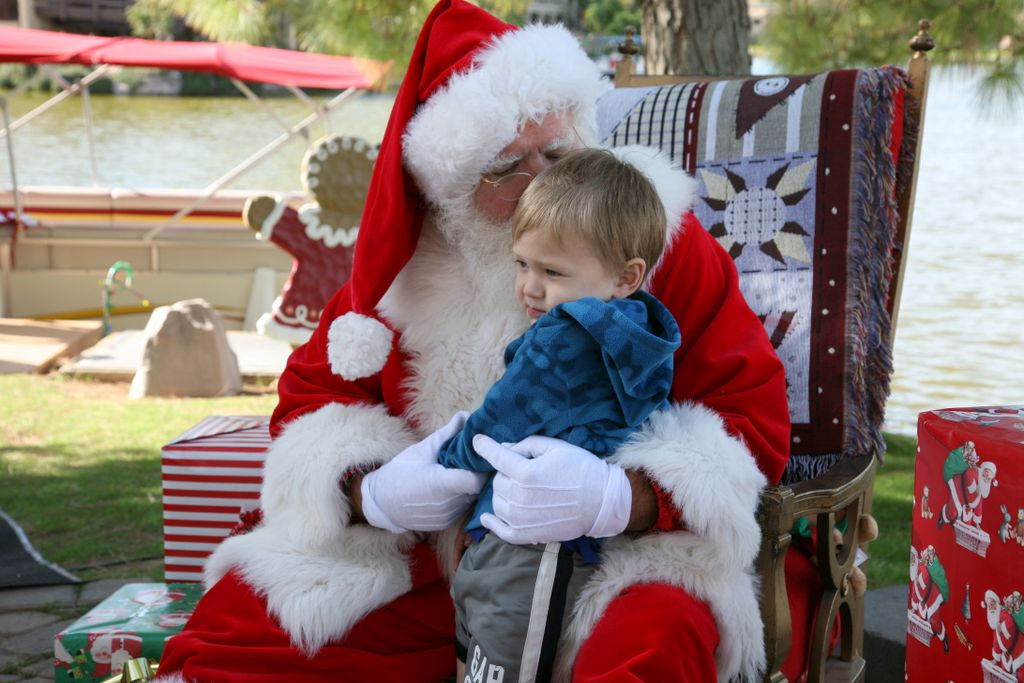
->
[99, 658, 158, 683]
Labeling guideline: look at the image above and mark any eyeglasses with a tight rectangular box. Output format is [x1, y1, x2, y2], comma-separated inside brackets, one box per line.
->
[480, 125, 589, 201]
[480, 171, 535, 202]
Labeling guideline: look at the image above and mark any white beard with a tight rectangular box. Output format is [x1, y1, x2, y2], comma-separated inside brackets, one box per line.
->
[377, 197, 528, 435]
[435, 191, 517, 280]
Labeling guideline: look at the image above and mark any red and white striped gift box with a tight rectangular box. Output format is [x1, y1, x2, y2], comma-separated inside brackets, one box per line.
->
[161, 416, 270, 582]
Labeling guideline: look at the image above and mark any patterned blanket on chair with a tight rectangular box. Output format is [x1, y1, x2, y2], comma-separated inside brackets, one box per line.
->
[598, 67, 916, 482]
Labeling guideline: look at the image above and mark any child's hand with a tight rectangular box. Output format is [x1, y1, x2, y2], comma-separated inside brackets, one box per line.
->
[361, 412, 487, 532]
[473, 435, 632, 544]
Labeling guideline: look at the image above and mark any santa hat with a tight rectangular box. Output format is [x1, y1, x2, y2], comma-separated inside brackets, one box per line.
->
[346, 0, 606, 316]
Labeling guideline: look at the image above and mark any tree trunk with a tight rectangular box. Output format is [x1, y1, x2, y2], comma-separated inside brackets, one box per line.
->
[640, 0, 751, 77]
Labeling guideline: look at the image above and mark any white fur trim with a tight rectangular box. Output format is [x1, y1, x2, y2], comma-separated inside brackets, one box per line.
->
[403, 23, 607, 206]
[556, 402, 769, 681]
[614, 402, 768, 570]
[327, 312, 394, 380]
[152, 674, 189, 683]
[607, 144, 695, 244]
[258, 402, 416, 548]
[207, 520, 415, 656]
[204, 402, 419, 653]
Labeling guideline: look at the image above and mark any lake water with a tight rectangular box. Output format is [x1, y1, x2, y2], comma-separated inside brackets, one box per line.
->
[1, 68, 1021, 435]
[0, 90, 395, 190]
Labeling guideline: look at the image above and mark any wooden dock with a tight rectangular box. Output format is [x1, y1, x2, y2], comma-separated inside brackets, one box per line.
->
[0, 319, 293, 379]
[0, 319, 104, 374]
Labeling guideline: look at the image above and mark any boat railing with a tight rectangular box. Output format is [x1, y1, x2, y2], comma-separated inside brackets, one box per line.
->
[1, 184, 306, 266]
[0, 185, 301, 321]
[0, 26, 390, 320]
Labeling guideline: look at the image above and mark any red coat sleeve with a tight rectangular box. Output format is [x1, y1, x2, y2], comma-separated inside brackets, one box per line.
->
[271, 283, 409, 437]
[650, 214, 791, 485]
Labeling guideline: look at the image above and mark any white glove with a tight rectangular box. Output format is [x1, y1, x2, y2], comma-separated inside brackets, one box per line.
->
[360, 411, 487, 533]
[474, 434, 632, 544]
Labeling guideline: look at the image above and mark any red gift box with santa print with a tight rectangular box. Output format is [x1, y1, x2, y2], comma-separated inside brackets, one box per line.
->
[161, 416, 270, 582]
[908, 406, 1024, 681]
[54, 582, 202, 682]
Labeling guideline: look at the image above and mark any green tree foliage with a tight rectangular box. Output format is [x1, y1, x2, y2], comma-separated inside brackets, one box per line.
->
[126, 1, 533, 84]
[762, 0, 1024, 112]
[582, 0, 642, 35]
[126, 0, 178, 40]
[477, 0, 533, 25]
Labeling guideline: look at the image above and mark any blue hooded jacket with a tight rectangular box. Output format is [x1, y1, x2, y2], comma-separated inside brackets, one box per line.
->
[439, 290, 681, 549]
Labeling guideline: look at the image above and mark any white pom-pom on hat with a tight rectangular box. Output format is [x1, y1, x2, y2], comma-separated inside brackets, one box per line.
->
[327, 313, 394, 381]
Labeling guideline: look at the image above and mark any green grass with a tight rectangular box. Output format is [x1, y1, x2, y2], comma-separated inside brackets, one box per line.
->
[0, 373, 917, 590]
[0, 374, 277, 581]
[870, 432, 916, 588]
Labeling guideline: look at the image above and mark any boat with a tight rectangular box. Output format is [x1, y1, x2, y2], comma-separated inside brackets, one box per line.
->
[0, 25, 390, 332]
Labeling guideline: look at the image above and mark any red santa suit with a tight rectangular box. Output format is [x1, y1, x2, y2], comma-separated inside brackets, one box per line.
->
[157, 2, 803, 681]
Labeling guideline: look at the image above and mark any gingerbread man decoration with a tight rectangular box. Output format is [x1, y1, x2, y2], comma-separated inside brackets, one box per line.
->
[245, 135, 377, 344]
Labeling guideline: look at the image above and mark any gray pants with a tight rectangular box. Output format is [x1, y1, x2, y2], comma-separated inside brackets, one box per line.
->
[453, 533, 598, 683]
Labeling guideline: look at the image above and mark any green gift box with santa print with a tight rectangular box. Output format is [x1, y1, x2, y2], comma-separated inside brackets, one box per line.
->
[54, 582, 202, 682]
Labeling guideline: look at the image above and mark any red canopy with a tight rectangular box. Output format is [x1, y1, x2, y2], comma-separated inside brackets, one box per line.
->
[0, 26, 390, 89]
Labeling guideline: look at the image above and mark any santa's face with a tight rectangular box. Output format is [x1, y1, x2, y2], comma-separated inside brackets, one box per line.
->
[987, 591, 1001, 629]
[474, 111, 581, 223]
[979, 462, 997, 498]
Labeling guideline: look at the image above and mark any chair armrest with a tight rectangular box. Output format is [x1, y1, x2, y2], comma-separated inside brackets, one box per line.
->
[757, 453, 878, 682]
[761, 453, 878, 537]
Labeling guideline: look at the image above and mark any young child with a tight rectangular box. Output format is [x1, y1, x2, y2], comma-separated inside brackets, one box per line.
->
[439, 147, 683, 683]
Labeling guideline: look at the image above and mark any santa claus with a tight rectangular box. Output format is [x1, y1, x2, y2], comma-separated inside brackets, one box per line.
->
[157, 1, 798, 681]
[985, 590, 1024, 680]
[90, 631, 144, 679]
[940, 441, 998, 529]
[910, 545, 950, 654]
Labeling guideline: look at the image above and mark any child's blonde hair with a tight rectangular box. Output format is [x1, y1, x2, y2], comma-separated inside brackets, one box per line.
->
[511, 148, 666, 275]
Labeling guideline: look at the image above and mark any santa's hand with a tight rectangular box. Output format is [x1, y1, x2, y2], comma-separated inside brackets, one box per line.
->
[474, 435, 631, 544]
[360, 412, 487, 533]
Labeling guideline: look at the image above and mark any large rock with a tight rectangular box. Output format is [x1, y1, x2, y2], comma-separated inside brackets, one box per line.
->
[129, 299, 241, 399]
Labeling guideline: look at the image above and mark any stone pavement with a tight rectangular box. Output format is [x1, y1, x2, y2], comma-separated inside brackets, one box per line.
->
[0, 578, 145, 682]
[865, 584, 909, 683]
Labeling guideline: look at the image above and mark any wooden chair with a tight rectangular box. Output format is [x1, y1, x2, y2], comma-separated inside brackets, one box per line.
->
[602, 20, 935, 683]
